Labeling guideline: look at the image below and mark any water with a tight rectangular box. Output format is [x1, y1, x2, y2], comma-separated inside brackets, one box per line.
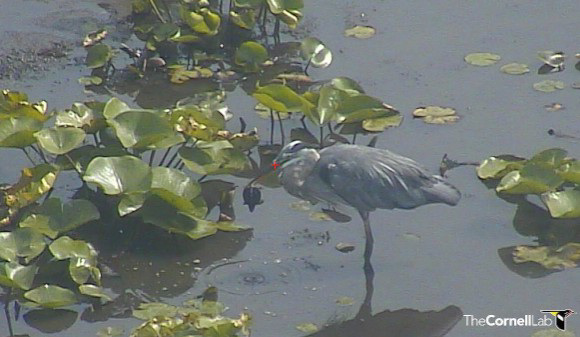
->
[0, 0, 579, 336]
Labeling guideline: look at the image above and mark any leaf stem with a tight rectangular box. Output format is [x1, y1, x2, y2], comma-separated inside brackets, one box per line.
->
[149, 0, 167, 23]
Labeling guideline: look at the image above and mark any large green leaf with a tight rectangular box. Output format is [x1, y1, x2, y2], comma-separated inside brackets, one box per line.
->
[34, 127, 86, 155]
[103, 97, 130, 120]
[179, 141, 250, 175]
[0, 90, 48, 121]
[315, 85, 347, 125]
[330, 77, 364, 95]
[83, 156, 152, 195]
[0, 262, 38, 290]
[529, 148, 569, 168]
[180, 7, 221, 35]
[19, 198, 100, 239]
[336, 95, 398, 124]
[496, 163, 564, 194]
[56, 103, 103, 132]
[151, 167, 201, 200]
[0, 228, 46, 263]
[266, 0, 303, 14]
[79, 284, 111, 303]
[541, 189, 580, 218]
[24, 284, 77, 308]
[253, 84, 305, 113]
[557, 160, 580, 184]
[49, 236, 100, 284]
[0, 117, 43, 148]
[235, 41, 268, 72]
[230, 9, 257, 30]
[109, 110, 184, 149]
[86, 44, 113, 69]
[118, 192, 147, 216]
[476, 155, 526, 179]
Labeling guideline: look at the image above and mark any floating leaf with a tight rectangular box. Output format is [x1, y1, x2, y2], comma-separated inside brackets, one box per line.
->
[86, 44, 113, 69]
[83, 156, 152, 195]
[541, 189, 580, 218]
[533, 80, 565, 92]
[169, 66, 213, 84]
[300, 37, 332, 68]
[529, 148, 569, 168]
[253, 84, 305, 113]
[103, 97, 130, 120]
[500, 63, 530, 75]
[0, 262, 38, 290]
[330, 77, 365, 95]
[0, 228, 46, 263]
[133, 302, 179, 321]
[24, 284, 77, 308]
[336, 296, 354, 306]
[180, 7, 221, 35]
[0, 117, 43, 148]
[235, 41, 268, 73]
[476, 155, 525, 179]
[79, 284, 112, 303]
[230, 9, 257, 30]
[557, 161, 580, 184]
[83, 29, 107, 48]
[464, 52, 501, 66]
[496, 163, 564, 194]
[255, 103, 290, 120]
[3, 164, 58, 214]
[309, 211, 332, 221]
[413, 106, 459, 124]
[109, 110, 184, 149]
[179, 141, 249, 175]
[78, 76, 103, 86]
[49, 236, 97, 260]
[362, 115, 403, 132]
[19, 198, 99, 239]
[34, 127, 86, 155]
[513, 243, 580, 270]
[344, 25, 375, 39]
[152, 23, 179, 42]
[296, 322, 318, 333]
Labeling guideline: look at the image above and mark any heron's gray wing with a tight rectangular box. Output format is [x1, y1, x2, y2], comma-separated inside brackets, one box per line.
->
[314, 145, 460, 212]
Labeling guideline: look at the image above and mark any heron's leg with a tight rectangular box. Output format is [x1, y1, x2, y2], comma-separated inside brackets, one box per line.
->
[358, 210, 374, 317]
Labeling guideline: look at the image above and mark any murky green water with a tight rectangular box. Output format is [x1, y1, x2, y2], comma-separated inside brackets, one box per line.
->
[1, 0, 579, 336]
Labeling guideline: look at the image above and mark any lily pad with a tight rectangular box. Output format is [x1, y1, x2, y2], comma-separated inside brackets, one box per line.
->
[0, 117, 43, 148]
[362, 114, 403, 132]
[300, 37, 332, 68]
[180, 7, 221, 36]
[296, 322, 318, 333]
[309, 211, 332, 221]
[78, 76, 103, 86]
[496, 163, 564, 194]
[344, 25, 375, 39]
[19, 198, 99, 239]
[464, 52, 501, 66]
[513, 243, 580, 270]
[79, 284, 112, 303]
[476, 155, 525, 179]
[2, 164, 58, 214]
[230, 9, 257, 30]
[179, 140, 249, 175]
[83, 156, 152, 195]
[0, 228, 46, 263]
[86, 44, 113, 69]
[413, 106, 459, 124]
[103, 97, 130, 120]
[49, 236, 97, 260]
[529, 148, 569, 168]
[235, 41, 268, 72]
[34, 127, 86, 155]
[336, 296, 354, 306]
[500, 63, 530, 75]
[533, 80, 565, 92]
[24, 284, 77, 308]
[253, 84, 305, 113]
[255, 103, 291, 120]
[109, 110, 184, 149]
[169, 66, 213, 84]
[0, 262, 38, 290]
[541, 189, 580, 218]
[557, 160, 580, 184]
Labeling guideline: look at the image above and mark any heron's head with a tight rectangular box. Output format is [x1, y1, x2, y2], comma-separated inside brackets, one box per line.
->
[273, 141, 318, 169]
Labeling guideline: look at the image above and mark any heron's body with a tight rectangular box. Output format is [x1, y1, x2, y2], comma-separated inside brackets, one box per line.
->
[276, 143, 461, 212]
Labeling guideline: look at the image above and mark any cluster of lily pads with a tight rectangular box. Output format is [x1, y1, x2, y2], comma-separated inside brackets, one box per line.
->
[477, 148, 580, 273]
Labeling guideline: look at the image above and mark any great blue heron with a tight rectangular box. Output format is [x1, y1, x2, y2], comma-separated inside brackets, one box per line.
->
[272, 141, 461, 274]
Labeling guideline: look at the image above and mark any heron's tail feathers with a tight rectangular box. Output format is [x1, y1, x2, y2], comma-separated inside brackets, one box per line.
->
[422, 176, 461, 206]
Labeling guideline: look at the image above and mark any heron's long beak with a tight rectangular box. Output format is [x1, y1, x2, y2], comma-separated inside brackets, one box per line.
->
[245, 159, 279, 188]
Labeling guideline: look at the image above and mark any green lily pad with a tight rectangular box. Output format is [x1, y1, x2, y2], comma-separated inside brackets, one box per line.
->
[230, 9, 257, 30]
[103, 97, 130, 120]
[3, 164, 58, 213]
[179, 141, 249, 175]
[336, 296, 354, 306]
[255, 103, 291, 120]
[152, 22, 179, 42]
[362, 115, 403, 132]
[79, 284, 112, 303]
[312, 85, 346, 125]
[19, 198, 99, 239]
[86, 44, 113, 69]
[529, 148, 569, 168]
[109, 110, 184, 149]
[169, 66, 213, 84]
[300, 37, 332, 68]
[78, 76, 103, 86]
[0, 228, 46, 263]
[180, 7, 221, 35]
[541, 189, 580, 218]
[227, 131, 260, 151]
[0, 262, 38, 290]
[500, 63, 530, 75]
[413, 106, 459, 124]
[533, 80, 565, 92]
[34, 127, 86, 155]
[133, 302, 179, 321]
[513, 243, 580, 270]
[344, 25, 375, 39]
[464, 52, 501, 66]
[557, 160, 580, 183]
[56, 103, 96, 129]
[309, 211, 332, 221]
[496, 163, 564, 194]
[330, 77, 365, 95]
[235, 41, 268, 72]
[296, 322, 318, 333]
[336, 95, 399, 124]
[253, 84, 305, 113]
[24, 284, 77, 308]
[69, 256, 101, 285]
[0, 117, 43, 148]
[83, 156, 152, 195]
[49, 236, 97, 260]
[476, 155, 526, 179]
[118, 192, 147, 216]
